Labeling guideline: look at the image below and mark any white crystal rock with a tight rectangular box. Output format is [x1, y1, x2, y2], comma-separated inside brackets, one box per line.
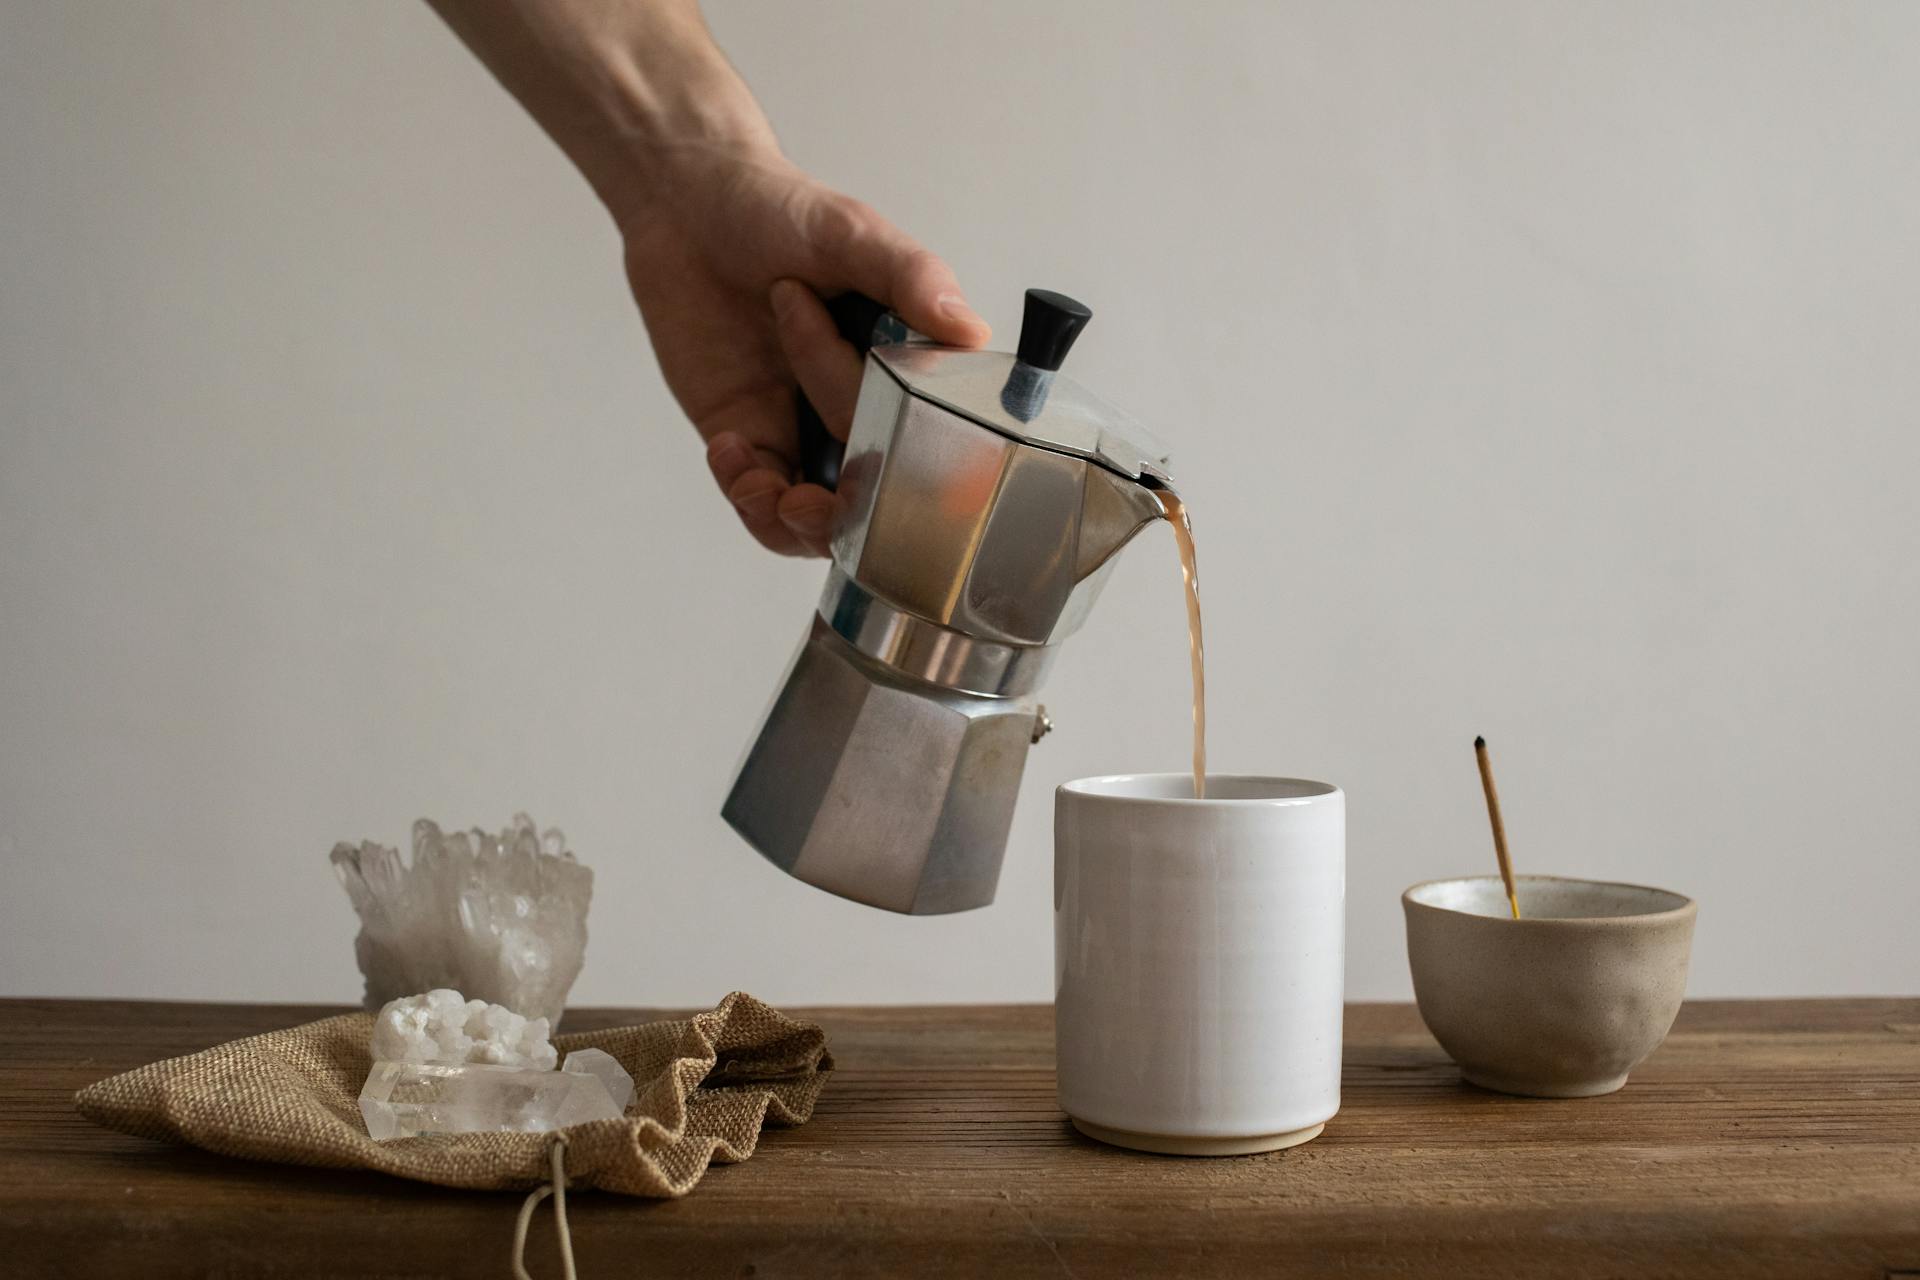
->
[560, 1048, 635, 1114]
[359, 1060, 621, 1140]
[331, 814, 592, 1026]
[371, 989, 557, 1071]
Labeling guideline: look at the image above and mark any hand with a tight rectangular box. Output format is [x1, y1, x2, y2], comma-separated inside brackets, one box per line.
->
[426, 0, 991, 557]
[619, 146, 990, 556]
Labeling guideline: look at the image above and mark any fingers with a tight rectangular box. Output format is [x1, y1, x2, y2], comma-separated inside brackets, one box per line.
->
[776, 482, 838, 556]
[807, 194, 991, 349]
[706, 434, 800, 556]
[697, 286, 853, 557]
[697, 185, 992, 560]
[705, 432, 836, 557]
[882, 241, 993, 349]
[769, 278, 862, 441]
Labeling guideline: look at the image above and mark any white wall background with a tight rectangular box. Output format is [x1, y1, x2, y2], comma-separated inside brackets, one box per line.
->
[3, 1, 1916, 1008]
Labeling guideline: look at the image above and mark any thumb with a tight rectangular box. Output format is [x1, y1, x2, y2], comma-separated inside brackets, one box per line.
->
[814, 196, 991, 348]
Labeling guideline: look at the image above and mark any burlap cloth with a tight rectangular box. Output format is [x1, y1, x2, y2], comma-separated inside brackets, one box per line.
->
[73, 991, 831, 1197]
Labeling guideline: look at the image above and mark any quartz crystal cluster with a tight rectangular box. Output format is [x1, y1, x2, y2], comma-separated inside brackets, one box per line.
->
[359, 990, 634, 1140]
[371, 989, 557, 1070]
[331, 814, 591, 1026]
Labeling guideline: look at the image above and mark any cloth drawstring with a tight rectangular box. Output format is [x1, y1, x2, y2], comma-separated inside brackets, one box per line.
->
[511, 1135, 577, 1280]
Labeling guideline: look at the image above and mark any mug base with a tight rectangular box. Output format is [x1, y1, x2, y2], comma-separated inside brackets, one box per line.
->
[1461, 1069, 1631, 1098]
[1069, 1116, 1326, 1157]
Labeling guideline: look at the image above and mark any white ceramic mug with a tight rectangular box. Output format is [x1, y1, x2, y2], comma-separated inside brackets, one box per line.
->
[1054, 774, 1345, 1155]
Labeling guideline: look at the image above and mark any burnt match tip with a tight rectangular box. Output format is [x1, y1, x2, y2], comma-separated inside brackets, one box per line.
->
[1474, 735, 1486, 749]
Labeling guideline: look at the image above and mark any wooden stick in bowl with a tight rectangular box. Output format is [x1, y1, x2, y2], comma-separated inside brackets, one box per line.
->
[1473, 736, 1521, 919]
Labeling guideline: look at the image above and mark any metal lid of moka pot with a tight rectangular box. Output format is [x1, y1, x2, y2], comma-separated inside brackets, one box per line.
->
[871, 290, 1173, 487]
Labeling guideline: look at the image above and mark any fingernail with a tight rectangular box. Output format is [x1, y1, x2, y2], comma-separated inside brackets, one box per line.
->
[732, 489, 778, 522]
[769, 279, 806, 321]
[784, 506, 831, 539]
[937, 292, 984, 326]
[709, 435, 751, 465]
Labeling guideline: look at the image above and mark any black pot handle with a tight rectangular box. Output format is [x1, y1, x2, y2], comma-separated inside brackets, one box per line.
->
[794, 291, 891, 491]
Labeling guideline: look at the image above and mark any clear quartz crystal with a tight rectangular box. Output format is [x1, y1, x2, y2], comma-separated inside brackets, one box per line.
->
[330, 814, 592, 1026]
[371, 989, 557, 1070]
[561, 1048, 635, 1114]
[359, 1060, 622, 1140]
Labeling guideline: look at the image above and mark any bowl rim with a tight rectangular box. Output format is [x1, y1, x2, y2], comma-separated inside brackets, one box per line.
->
[1402, 873, 1697, 924]
[1057, 774, 1341, 806]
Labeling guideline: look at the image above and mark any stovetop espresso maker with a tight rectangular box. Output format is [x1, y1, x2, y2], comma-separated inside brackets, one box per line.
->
[724, 288, 1173, 914]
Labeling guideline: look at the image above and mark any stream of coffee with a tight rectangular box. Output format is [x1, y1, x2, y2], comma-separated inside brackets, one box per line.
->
[1158, 491, 1206, 799]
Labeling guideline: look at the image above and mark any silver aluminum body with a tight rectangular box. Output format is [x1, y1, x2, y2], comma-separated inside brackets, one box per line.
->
[723, 339, 1169, 915]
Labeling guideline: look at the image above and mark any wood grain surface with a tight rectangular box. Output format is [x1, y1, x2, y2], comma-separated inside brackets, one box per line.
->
[2, 998, 1916, 1278]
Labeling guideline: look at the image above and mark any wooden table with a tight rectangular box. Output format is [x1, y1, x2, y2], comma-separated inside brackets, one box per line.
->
[2, 998, 1916, 1278]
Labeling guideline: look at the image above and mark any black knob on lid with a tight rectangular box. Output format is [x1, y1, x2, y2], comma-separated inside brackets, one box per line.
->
[1015, 288, 1093, 372]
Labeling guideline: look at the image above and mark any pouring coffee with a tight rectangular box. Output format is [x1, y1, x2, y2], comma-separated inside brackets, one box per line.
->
[723, 288, 1189, 914]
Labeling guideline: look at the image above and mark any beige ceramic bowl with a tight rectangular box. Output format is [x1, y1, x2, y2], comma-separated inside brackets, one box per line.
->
[1403, 875, 1697, 1097]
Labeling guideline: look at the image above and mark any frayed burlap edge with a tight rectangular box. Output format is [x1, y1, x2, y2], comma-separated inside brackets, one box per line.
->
[74, 991, 831, 1197]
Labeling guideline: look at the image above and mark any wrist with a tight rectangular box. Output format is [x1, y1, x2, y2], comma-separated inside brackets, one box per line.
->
[429, 0, 782, 229]
[573, 25, 781, 225]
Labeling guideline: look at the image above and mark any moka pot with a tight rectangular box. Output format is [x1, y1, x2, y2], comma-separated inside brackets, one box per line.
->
[723, 289, 1172, 914]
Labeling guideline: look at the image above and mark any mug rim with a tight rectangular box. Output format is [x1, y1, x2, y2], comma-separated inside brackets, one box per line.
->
[1403, 873, 1696, 925]
[1058, 773, 1341, 806]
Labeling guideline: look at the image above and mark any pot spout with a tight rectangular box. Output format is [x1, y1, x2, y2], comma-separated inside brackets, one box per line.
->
[1076, 462, 1173, 581]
